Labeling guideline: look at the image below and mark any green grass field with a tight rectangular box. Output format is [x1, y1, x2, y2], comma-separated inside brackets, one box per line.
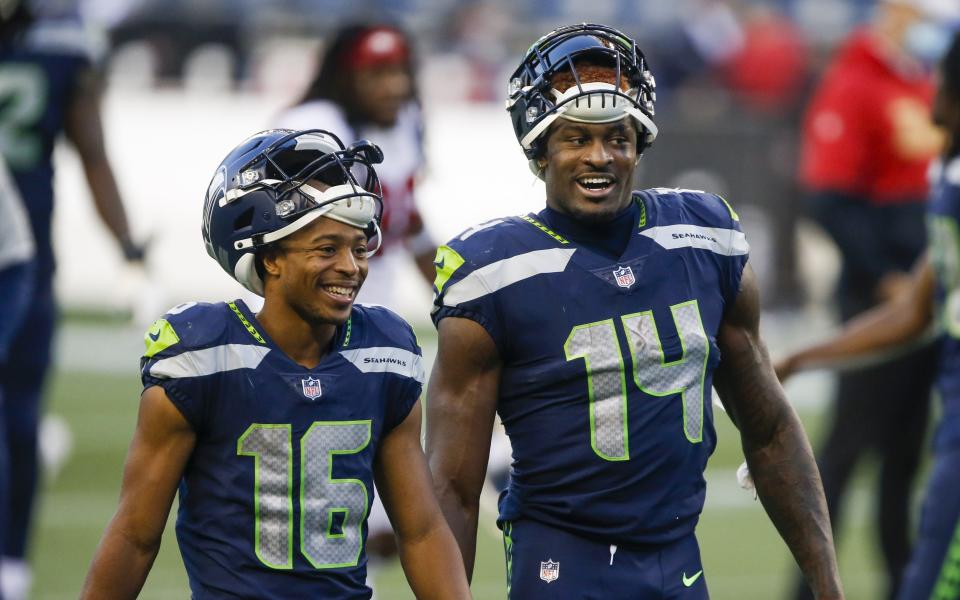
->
[29, 362, 897, 599]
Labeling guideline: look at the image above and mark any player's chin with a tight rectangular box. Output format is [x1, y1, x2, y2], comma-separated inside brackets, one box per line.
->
[309, 303, 352, 327]
[573, 194, 629, 223]
[308, 290, 356, 323]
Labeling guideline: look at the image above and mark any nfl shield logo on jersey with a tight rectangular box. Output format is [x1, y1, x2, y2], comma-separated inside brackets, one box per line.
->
[301, 377, 322, 400]
[539, 559, 559, 583]
[613, 265, 635, 288]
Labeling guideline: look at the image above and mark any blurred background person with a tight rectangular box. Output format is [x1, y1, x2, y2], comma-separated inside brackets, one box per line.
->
[270, 23, 436, 596]
[273, 23, 436, 318]
[0, 155, 33, 600]
[777, 30, 960, 600]
[0, 2, 144, 598]
[794, 0, 957, 598]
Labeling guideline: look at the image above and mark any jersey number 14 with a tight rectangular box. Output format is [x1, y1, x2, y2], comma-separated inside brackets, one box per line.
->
[565, 300, 708, 461]
[237, 420, 371, 570]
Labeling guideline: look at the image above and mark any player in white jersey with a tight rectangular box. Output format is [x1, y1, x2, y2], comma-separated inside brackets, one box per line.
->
[274, 24, 435, 311]
[272, 25, 437, 590]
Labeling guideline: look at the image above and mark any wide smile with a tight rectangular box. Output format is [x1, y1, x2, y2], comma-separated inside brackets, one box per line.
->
[575, 173, 617, 198]
[319, 284, 357, 305]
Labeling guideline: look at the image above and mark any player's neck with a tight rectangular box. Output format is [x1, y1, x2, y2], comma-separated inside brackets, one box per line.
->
[255, 300, 338, 369]
[540, 201, 638, 259]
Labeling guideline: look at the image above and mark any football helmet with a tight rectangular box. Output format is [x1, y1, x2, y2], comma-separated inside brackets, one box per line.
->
[202, 128, 384, 296]
[505, 23, 658, 177]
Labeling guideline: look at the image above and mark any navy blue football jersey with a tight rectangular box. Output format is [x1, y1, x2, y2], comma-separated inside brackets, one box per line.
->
[0, 20, 94, 275]
[928, 157, 960, 452]
[140, 300, 423, 599]
[432, 189, 749, 546]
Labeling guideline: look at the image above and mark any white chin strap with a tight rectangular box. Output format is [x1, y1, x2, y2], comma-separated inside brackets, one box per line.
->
[521, 82, 659, 179]
[233, 183, 380, 296]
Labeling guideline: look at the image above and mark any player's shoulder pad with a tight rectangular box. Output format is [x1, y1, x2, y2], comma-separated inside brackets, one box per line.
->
[638, 187, 740, 228]
[434, 214, 578, 306]
[340, 304, 424, 384]
[143, 301, 263, 359]
[142, 301, 271, 381]
[24, 19, 103, 63]
[636, 188, 749, 257]
[437, 213, 564, 280]
[347, 304, 420, 352]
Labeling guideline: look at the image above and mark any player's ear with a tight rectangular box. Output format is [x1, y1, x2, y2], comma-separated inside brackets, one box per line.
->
[258, 245, 284, 278]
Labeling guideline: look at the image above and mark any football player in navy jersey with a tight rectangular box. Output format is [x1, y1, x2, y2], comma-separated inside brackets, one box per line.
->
[80, 130, 471, 600]
[778, 33, 960, 600]
[426, 24, 844, 599]
[0, 3, 144, 596]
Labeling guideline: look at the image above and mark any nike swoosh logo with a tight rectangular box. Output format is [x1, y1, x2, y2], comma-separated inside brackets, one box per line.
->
[682, 570, 703, 587]
[147, 330, 161, 342]
[434, 257, 445, 269]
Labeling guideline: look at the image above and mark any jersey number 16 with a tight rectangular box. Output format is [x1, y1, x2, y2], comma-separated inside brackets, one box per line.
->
[237, 420, 371, 570]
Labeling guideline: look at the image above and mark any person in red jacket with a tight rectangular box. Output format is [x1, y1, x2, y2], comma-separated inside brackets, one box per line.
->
[794, 1, 955, 599]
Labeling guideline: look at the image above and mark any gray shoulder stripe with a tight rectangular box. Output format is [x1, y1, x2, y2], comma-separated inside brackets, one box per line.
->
[340, 347, 424, 383]
[640, 225, 749, 256]
[443, 247, 576, 306]
[148, 344, 271, 379]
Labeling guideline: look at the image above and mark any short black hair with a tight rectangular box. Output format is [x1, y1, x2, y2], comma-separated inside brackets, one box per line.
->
[297, 23, 419, 126]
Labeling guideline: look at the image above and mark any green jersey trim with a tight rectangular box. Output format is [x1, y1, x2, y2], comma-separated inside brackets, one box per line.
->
[520, 214, 570, 244]
[144, 318, 181, 358]
[717, 195, 740, 222]
[433, 245, 466, 294]
[229, 301, 267, 345]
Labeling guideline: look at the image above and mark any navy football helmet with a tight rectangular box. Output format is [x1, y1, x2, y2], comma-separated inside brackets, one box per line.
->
[202, 129, 384, 296]
[506, 23, 658, 176]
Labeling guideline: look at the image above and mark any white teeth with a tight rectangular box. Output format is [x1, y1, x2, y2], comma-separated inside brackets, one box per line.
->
[324, 286, 353, 297]
[578, 176, 613, 186]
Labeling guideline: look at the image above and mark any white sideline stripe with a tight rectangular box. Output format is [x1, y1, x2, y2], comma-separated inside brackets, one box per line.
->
[340, 347, 424, 383]
[148, 344, 271, 379]
[640, 224, 749, 256]
[443, 247, 576, 306]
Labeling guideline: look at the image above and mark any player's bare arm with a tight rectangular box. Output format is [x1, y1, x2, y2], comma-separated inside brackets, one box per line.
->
[374, 399, 472, 598]
[777, 256, 935, 380]
[425, 316, 501, 580]
[414, 247, 438, 286]
[80, 386, 196, 599]
[63, 67, 140, 260]
[713, 265, 844, 600]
